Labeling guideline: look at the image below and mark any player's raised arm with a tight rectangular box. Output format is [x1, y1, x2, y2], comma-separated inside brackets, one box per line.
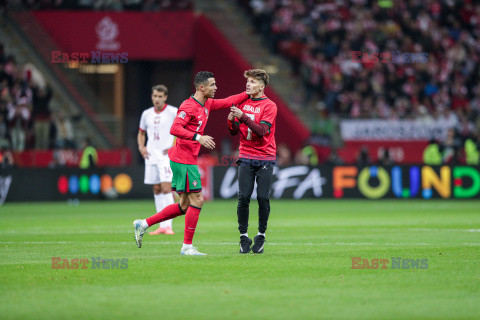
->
[210, 92, 249, 111]
[170, 108, 196, 140]
[227, 110, 240, 136]
[251, 101, 277, 136]
[230, 105, 273, 137]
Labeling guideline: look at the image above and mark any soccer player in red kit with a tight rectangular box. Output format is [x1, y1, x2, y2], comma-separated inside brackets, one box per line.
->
[133, 71, 248, 255]
[228, 69, 277, 254]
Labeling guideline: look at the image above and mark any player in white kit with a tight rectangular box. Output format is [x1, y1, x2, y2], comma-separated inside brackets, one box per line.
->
[138, 85, 177, 235]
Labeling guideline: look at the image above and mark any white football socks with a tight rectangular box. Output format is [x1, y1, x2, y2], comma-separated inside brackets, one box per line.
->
[154, 193, 164, 214]
[159, 193, 174, 228]
[240, 233, 248, 238]
[154, 192, 174, 229]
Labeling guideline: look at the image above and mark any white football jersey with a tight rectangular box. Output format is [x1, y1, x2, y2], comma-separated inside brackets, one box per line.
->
[139, 105, 177, 164]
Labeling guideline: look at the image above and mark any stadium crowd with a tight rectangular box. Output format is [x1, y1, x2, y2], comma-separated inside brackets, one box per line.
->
[1, 0, 479, 166]
[3, 0, 193, 10]
[0, 42, 80, 156]
[239, 0, 480, 149]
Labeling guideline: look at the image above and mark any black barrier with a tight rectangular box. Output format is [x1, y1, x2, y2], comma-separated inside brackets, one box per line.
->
[0, 168, 152, 203]
[2, 165, 480, 203]
[213, 165, 480, 200]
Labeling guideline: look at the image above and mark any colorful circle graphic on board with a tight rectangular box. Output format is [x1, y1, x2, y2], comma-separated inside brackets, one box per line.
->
[57, 173, 132, 195]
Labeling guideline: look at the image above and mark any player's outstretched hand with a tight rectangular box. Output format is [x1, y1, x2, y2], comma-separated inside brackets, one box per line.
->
[199, 135, 215, 150]
[139, 146, 149, 159]
[230, 106, 243, 118]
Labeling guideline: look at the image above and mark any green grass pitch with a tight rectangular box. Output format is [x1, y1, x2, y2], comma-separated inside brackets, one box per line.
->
[1, 199, 479, 320]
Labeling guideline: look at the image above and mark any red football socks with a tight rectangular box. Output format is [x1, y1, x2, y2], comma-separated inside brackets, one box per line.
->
[146, 203, 185, 226]
[184, 205, 201, 245]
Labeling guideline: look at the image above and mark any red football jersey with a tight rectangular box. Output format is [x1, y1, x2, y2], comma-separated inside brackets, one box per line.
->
[236, 95, 277, 160]
[169, 92, 248, 164]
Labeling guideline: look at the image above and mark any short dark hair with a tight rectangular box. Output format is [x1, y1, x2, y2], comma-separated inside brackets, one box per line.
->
[194, 71, 214, 87]
[152, 84, 168, 94]
[244, 69, 269, 87]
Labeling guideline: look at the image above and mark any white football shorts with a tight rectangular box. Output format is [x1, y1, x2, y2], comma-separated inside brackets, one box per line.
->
[144, 161, 173, 184]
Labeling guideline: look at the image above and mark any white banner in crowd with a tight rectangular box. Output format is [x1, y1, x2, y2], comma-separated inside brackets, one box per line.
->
[340, 120, 453, 141]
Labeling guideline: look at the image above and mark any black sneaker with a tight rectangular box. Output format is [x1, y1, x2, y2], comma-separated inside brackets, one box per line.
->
[239, 235, 252, 254]
[251, 235, 265, 253]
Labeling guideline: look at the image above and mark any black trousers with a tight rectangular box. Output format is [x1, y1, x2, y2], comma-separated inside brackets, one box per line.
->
[237, 159, 274, 234]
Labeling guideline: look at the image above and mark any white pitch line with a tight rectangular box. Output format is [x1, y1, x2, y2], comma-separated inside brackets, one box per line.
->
[1, 228, 479, 235]
[0, 230, 131, 235]
[408, 228, 480, 232]
[1, 241, 479, 246]
[0, 260, 48, 265]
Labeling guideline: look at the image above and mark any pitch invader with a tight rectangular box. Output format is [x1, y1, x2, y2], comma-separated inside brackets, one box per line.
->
[138, 85, 177, 235]
[133, 71, 249, 255]
[228, 69, 277, 254]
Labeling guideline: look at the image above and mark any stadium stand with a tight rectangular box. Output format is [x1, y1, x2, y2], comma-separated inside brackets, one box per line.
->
[0, 41, 86, 152]
[3, 0, 193, 10]
[238, 0, 480, 160]
[1, 0, 479, 165]
[1, 1, 196, 155]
